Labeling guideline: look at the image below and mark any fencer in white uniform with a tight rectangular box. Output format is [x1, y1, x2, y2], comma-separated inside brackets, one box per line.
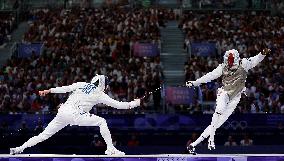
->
[186, 48, 270, 154]
[10, 75, 141, 155]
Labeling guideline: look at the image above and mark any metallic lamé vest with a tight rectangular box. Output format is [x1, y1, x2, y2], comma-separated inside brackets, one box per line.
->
[222, 63, 247, 99]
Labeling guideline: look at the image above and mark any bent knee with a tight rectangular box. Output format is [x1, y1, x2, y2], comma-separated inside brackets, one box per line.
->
[98, 118, 107, 126]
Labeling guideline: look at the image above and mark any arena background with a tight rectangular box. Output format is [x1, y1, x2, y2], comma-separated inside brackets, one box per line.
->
[0, 0, 283, 156]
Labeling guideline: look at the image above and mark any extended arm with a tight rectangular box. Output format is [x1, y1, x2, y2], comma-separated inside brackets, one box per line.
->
[39, 83, 79, 96]
[187, 64, 223, 87]
[242, 50, 268, 72]
[50, 83, 78, 93]
[242, 48, 270, 71]
[98, 93, 140, 109]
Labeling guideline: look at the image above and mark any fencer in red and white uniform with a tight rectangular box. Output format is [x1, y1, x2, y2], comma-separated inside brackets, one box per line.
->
[10, 75, 140, 155]
[186, 48, 270, 154]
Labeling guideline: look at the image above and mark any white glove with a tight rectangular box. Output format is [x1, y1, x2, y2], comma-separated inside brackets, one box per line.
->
[186, 81, 194, 88]
[129, 99, 141, 109]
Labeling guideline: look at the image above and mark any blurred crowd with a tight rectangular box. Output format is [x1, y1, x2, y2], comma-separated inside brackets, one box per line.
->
[1, 7, 284, 114]
[181, 11, 284, 113]
[0, 13, 15, 46]
[198, 0, 237, 8]
[0, 7, 169, 113]
[189, 0, 269, 9]
[271, 0, 284, 16]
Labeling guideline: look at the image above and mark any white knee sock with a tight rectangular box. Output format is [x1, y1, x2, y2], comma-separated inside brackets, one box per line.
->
[99, 121, 115, 149]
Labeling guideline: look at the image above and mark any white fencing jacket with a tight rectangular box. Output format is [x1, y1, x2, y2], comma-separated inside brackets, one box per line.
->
[50, 75, 140, 113]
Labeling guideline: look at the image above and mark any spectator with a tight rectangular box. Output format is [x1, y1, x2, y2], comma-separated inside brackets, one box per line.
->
[127, 134, 139, 147]
[224, 135, 237, 146]
[240, 134, 253, 146]
[0, 13, 15, 46]
[90, 134, 105, 154]
[91, 134, 105, 147]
